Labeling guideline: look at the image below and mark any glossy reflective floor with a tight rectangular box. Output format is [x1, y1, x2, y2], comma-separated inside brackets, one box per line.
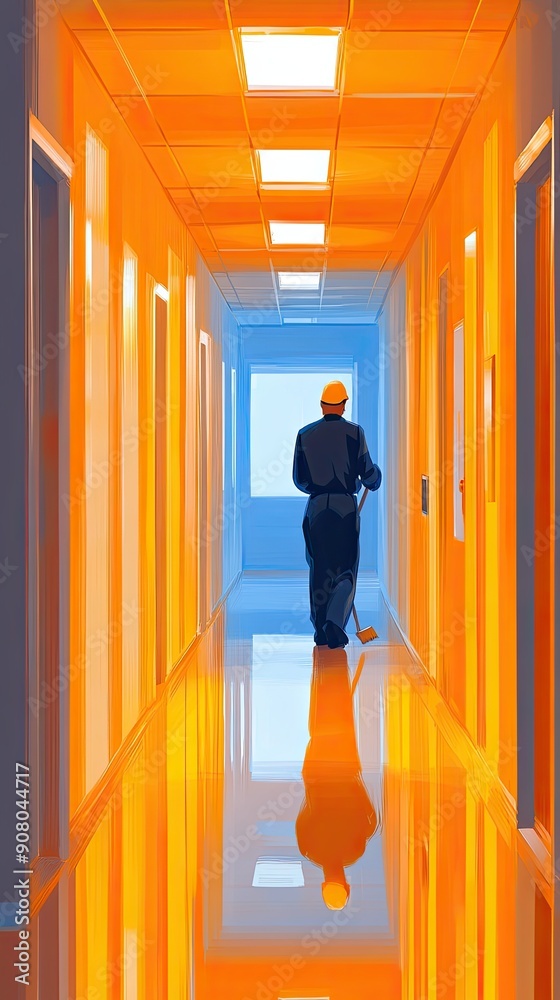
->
[68, 573, 548, 1000]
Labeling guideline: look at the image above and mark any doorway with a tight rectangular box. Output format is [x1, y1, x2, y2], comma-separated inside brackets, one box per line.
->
[439, 314, 467, 725]
[28, 120, 72, 998]
[198, 331, 212, 630]
[155, 286, 168, 684]
[515, 122, 554, 860]
[29, 132, 71, 864]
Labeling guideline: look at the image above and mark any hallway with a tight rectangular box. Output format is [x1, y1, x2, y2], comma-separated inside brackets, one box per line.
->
[53, 573, 522, 999]
[1, 0, 560, 997]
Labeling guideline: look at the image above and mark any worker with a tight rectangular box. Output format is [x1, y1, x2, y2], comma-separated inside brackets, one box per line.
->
[296, 646, 379, 910]
[292, 380, 382, 649]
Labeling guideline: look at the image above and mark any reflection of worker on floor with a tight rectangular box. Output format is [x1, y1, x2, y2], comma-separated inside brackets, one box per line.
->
[296, 647, 379, 910]
[293, 381, 382, 649]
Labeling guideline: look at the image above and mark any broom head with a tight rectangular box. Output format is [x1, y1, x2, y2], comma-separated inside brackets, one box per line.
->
[356, 625, 378, 644]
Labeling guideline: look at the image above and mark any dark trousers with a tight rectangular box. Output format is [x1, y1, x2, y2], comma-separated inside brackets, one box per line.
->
[302, 493, 360, 637]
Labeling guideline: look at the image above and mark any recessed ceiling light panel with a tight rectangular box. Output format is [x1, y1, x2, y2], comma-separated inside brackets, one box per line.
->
[252, 858, 305, 887]
[278, 271, 322, 290]
[241, 31, 341, 91]
[283, 317, 316, 324]
[258, 149, 330, 185]
[270, 222, 326, 245]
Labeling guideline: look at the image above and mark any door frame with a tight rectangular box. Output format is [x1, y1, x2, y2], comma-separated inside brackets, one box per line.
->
[27, 113, 72, 1000]
[515, 118, 554, 839]
[437, 267, 450, 698]
[154, 282, 169, 683]
[28, 113, 72, 864]
[198, 330, 212, 631]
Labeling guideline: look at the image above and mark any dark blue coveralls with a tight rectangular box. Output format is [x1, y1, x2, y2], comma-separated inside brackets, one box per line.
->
[292, 414, 382, 648]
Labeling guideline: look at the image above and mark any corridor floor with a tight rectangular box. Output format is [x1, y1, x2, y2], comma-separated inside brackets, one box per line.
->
[81, 573, 541, 1000]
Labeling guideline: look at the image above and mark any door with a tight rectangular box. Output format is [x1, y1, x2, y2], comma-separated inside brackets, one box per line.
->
[32, 156, 62, 859]
[463, 231, 482, 746]
[155, 288, 168, 684]
[515, 128, 554, 863]
[198, 331, 211, 630]
[442, 316, 467, 724]
[533, 171, 553, 849]
[121, 247, 140, 733]
[437, 270, 450, 699]
[29, 126, 72, 999]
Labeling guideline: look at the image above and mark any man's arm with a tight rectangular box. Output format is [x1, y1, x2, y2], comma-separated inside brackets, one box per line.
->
[357, 427, 382, 491]
[293, 433, 313, 494]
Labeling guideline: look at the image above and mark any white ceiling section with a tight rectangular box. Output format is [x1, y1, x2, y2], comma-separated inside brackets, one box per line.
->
[215, 269, 391, 325]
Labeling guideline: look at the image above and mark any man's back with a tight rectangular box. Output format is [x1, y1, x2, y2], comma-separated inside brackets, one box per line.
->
[293, 414, 380, 496]
[292, 381, 381, 649]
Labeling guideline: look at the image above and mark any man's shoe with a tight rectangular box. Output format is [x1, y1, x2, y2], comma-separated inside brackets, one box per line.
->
[324, 620, 348, 649]
[314, 629, 328, 646]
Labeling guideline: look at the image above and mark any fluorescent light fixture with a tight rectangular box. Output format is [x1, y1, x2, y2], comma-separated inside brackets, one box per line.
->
[283, 317, 316, 324]
[252, 858, 305, 888]
[154, 283, 168, 301]
[270, 222, 325, 245]
[258, 149, 330, 185]
[352, 92, 476, 99]
[241, 31, 341, 91]
[278, 272, 322, 291]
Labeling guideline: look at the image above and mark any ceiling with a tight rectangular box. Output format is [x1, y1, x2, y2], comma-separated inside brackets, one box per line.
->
[58, 0, 519, 322]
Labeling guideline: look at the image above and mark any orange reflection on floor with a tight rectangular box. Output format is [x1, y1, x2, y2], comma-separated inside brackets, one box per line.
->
[53, 576, 534, 999]
[296, 648, 379, 912]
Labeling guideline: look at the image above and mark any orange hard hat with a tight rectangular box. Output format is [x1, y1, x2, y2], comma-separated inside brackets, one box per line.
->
[322, 881, 350, 910]
[321, 380, 348, 405]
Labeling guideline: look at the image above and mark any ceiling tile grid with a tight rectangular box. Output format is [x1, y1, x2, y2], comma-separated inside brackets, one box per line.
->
[61, 0, 519, 320]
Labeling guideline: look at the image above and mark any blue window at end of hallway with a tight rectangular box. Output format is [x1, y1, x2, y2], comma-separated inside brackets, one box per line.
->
[292, 381, 382, 650]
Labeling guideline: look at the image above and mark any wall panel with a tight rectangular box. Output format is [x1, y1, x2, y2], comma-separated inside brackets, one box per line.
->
[35, 19, 241, 819]
[379, 27, 518, 787]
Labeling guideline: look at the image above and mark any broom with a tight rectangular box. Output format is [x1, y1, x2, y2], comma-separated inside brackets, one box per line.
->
[352, 489, 378, 644]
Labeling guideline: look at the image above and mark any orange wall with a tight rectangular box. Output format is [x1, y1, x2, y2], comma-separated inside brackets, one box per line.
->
[379, 26, 520, 798]
[37, 14, 240, 817]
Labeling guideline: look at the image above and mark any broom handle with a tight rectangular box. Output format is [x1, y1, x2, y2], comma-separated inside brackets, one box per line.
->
[353, 490, 369, 629]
